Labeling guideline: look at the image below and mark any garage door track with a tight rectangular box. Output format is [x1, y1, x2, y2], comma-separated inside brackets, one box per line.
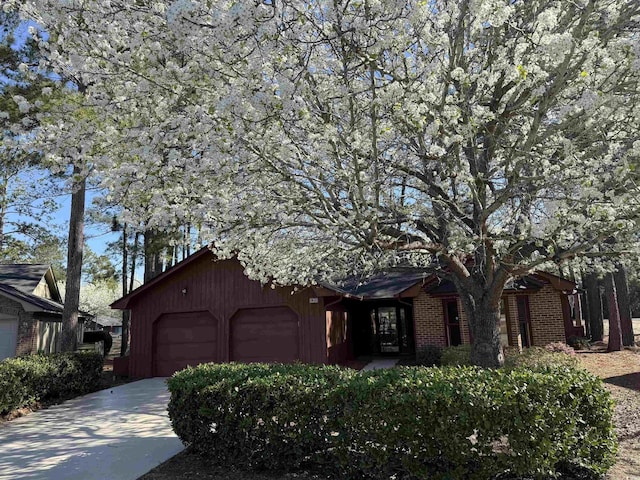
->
[0, 378, 184, 480]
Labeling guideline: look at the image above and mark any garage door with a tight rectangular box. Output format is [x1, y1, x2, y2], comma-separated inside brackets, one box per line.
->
[154, 312, 218, 376]
[230, 307, 299, 363]
[0, 318, 18, 361]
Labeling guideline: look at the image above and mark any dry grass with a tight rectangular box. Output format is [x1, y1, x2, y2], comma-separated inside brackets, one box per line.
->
[577, 345, 640, 480]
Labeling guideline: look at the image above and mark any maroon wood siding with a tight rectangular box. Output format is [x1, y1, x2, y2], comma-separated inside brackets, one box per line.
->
[325, 304, 352, 364]
[124, 253, 328, 378]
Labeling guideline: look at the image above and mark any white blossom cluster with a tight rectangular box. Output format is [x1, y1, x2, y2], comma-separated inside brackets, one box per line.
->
[7, 0, 640, 296]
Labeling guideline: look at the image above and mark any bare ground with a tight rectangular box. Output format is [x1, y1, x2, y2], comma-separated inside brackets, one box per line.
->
[577, 346, 640, 480]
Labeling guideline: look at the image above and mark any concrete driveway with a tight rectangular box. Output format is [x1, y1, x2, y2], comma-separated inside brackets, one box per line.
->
[0, 378, 184, 480]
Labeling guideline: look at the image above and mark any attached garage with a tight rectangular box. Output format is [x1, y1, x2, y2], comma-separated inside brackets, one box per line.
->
[230, 307, 299, 363]
[111, 249, 328, 378]
[0, 317, 18, 361]
[153, 311, 218, 376]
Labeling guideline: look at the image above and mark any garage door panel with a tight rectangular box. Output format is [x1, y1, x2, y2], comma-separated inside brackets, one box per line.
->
[156, 325, 216, 344]
[158, 342, 215, 361]
[153, 312, 218, 376]
[230, 307, 299, 363]
[0, 319, 18, 361]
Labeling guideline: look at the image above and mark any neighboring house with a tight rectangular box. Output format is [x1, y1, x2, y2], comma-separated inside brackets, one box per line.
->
[0, 265, 91, 360]
[93, 316, 123, 335]
[111, 248, 584, 378]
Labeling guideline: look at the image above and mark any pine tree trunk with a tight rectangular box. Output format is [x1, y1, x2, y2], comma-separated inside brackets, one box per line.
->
[129, 231, 140, 293]
[614, 264, 635, 346]
[144, 228, 164, 282]
[120, 223, 129, 357]
[584, 272, 604, 342]
[0, 177, 7, 253]
[60, 168, 86, 351]
[605, 273, 623, 352]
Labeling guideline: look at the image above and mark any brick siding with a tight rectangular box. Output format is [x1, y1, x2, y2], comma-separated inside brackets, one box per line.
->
[527, 284, 567, 346]
[413, 290, 447, 348]
[414, 284, 567, 350]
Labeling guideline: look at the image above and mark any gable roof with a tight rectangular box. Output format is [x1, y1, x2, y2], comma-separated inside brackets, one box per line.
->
[0, 264, 52, 294]
[0, 282, 65, 314]
[0, 263, 92, 318]
[321, 268, 432, 299]
[94, 316, 122, 327]
[111, 247, 578, 308]
[111, 247, 214, 309]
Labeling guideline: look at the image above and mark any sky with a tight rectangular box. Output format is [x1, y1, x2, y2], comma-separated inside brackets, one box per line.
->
[3, 18, 122, 269]
[52, 192, 121, 257]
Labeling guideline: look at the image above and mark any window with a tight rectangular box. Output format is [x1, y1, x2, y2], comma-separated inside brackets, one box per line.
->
[516, 296, 532, 347]
[499, 299, 509, 347]
[326, 311, 348, 347]
[444, 299, 462, 346]
[377, 307, 400, 353]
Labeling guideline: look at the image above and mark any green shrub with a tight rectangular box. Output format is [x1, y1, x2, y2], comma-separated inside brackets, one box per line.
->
[0, 351, 103, 415]
[415, 344, 442, 366]
[441, 344, 472, 366]
[504, 346, 580, 370]
[167, 362, 616, 480]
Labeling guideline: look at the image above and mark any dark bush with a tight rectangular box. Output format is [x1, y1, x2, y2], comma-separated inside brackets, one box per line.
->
[83, 330, 113, 356]
[440, 344, 472, 366]
[415, 344, 442, 366]
[0, 351, 104, 415]
[567, 335, 591, 350]
[168, 362, 616, 480]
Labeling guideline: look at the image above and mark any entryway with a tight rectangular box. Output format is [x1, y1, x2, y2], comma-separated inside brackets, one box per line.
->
[349, 300, 415, 357]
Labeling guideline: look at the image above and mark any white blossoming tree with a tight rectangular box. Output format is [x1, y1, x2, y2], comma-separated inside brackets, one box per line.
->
[13, 0, 640, 366]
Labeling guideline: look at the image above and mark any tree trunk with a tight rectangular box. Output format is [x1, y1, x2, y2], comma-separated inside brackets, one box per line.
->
[129, 231, 140, 293]
[120, 223, 129, 357]
[0, 176, 7, 253]
[456, 282, 503, 368]
[584, 272, 604, 342]
[60, 168, 86, 351]
[614, 264, 635, 347]
[186, 223, 191, 257]
[144, 228, 164, 282]
[604, 273, 623, 352]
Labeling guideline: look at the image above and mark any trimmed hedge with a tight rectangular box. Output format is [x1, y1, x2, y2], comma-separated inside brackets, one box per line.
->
[0, 352, 104, 415]
[415, 344, 442, 366]
[167, 363, 616, 480]
[441, 344, 473, 366]
[504, 347, 580, 370]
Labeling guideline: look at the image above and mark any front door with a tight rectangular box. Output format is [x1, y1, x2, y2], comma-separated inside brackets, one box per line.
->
[370, 305, 413, 355]
[377, 307, 399, 353]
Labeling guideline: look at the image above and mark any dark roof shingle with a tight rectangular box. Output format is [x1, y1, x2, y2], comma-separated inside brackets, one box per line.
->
[0, 264, 51, 294]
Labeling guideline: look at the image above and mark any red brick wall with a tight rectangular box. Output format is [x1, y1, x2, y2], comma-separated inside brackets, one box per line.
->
[527, 285, 567, 346]
[16, 318, 37, 356]
[413, 291, 447, 348]
[414, 285, 567, 350]
[413, 292, 470, 348]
